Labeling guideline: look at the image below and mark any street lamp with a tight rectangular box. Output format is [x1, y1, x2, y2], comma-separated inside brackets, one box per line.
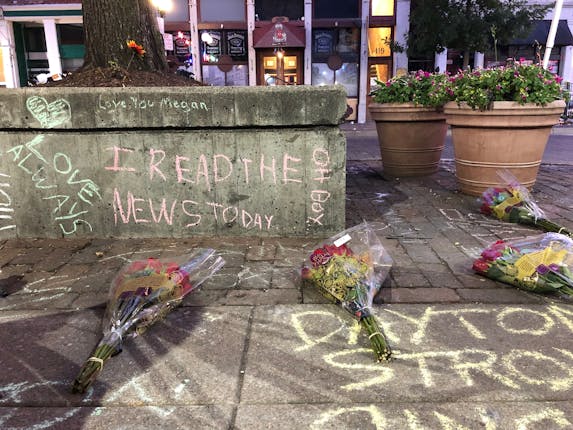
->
[151, 0, 173, 18]
[151, 0, 172, 35]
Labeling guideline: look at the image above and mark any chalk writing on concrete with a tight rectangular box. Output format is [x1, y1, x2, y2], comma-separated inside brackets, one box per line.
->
[26, 96, 71, 128]
[291, 305, 573, 393]
[106, 145, 331, 232]
[307, 148, 332, 226]
[6, 135, 102, 235]
[112, 189, 274, 231]
[97, 95, 209, 113]
[0, 380, 89, 429]
[311, 405, 572, 429]
[105, 146, 305, 188]
[0, 172, 16, 231]
[310, 406, 385, 429]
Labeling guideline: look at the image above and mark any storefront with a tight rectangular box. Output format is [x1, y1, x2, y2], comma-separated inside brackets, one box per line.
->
[0, 3, 83, 88]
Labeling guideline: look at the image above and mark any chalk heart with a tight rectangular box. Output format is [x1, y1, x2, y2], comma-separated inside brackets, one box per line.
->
[26, 96, 72, 128]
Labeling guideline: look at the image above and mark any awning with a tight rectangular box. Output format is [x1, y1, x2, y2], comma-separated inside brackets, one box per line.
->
[511, 20, 573, 46]
[253, 21, 305, 48]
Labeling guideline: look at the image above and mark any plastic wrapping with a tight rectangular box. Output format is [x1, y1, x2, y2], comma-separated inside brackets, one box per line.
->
[72, 249, 225, 394]
[480, 171, 571, 237]
[473, 233, 573, 297]
[302, 222, 393, 361]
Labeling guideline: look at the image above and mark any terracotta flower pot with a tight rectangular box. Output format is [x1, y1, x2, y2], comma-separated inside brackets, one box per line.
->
[369, 102, 447, 177]
[444, 100, 566, 196]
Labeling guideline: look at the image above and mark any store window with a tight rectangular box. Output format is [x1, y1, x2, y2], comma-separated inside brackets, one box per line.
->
[255, 0, 304, 21]
[200, 0, 245, 21]
[23, 26, 46, 52]
[371, 0, 394, 17]
[200, 30, 248, 63]
[314, 0, 359, 19]
[313, 28, 359, 61]
[368, 27, 392, 57]
[200, 29, 248, 86]
[369, 63, 390, 87]
[311, 28, 359, 97]
[202, 64, 248, 86]
[58, 24, 85, 72]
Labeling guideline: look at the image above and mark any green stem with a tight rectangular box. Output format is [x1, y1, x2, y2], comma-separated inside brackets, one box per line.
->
[71, 332, 121, 394]
[533, 218, 573, 238]
[360, 315, 391, 362]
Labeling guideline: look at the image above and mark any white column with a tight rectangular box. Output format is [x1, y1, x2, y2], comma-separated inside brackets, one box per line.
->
[304, 0, 312, 85]
[393, 0, 410, 76]
[357, 0, 370, 124]
[188, 0, 201, 81]
[0, 19, 18, 88]
[434, 49, 447, 73]
[561, 45, 573, 83]
[43, 19, 62, 76]
[474, 52, 485, 69]
[247, 0, 256, 86]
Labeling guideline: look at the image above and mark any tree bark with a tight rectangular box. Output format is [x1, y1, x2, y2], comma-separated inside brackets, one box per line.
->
[82, 0, 168, 71]
[463, 50, 470, 70]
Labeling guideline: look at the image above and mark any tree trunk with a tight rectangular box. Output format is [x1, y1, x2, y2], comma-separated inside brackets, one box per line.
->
[462, 50, 471, 70]
[82, 0, 168, 72]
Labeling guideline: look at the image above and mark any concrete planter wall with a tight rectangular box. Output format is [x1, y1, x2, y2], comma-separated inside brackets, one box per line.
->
[368, 102, 447, 177]
[0, 85, 348, 238]
[444, 100, 566, 196]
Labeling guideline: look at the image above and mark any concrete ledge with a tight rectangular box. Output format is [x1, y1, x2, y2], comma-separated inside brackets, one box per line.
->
[0, 85, 348, 129]
[0, 86, 347, 238]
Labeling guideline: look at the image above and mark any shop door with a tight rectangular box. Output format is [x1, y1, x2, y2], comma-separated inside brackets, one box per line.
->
[257, 48, 303, 86]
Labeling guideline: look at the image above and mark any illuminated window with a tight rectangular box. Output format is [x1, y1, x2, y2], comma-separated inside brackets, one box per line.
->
[368, 28, 392, 57]
[369, 64, 389, 86]
[372, 0, 394, 16]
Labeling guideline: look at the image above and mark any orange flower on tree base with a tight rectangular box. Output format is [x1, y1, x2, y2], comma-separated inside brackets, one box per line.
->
[126, 40, 145, 57]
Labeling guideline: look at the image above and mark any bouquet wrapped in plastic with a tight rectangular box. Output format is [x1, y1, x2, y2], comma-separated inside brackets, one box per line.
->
[301, 223, 393, 361]
[473, 233, 573, 297]
[480, 171, 572, 237]
[72, 249, 225, 394]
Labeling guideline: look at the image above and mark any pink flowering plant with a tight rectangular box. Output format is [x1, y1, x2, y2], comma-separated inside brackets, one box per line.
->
[447, 63, 570, 111]
[371, 70, 452, 109]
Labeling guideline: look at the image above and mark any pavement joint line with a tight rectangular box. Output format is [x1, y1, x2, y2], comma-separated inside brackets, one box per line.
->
[229, 306, 255, 427]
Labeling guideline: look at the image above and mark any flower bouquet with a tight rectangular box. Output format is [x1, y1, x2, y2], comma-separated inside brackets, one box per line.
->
[302, 223, 393, 361]
[473, 233, 573, 297]
[480, 171, 572, 237]
[71, 249, 225, 394]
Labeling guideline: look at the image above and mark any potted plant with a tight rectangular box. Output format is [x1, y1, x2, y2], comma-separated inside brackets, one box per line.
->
[444, 63, 569, 195]
[369, 71, 451, 177]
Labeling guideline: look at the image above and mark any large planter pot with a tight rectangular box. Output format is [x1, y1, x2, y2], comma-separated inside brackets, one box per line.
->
[444, 100, 566, 196]
[368, 102, 447, 176]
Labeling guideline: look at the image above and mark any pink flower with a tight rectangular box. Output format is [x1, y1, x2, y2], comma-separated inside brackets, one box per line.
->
[310, 248, 332, 267]
[481, 248, 502, 261]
